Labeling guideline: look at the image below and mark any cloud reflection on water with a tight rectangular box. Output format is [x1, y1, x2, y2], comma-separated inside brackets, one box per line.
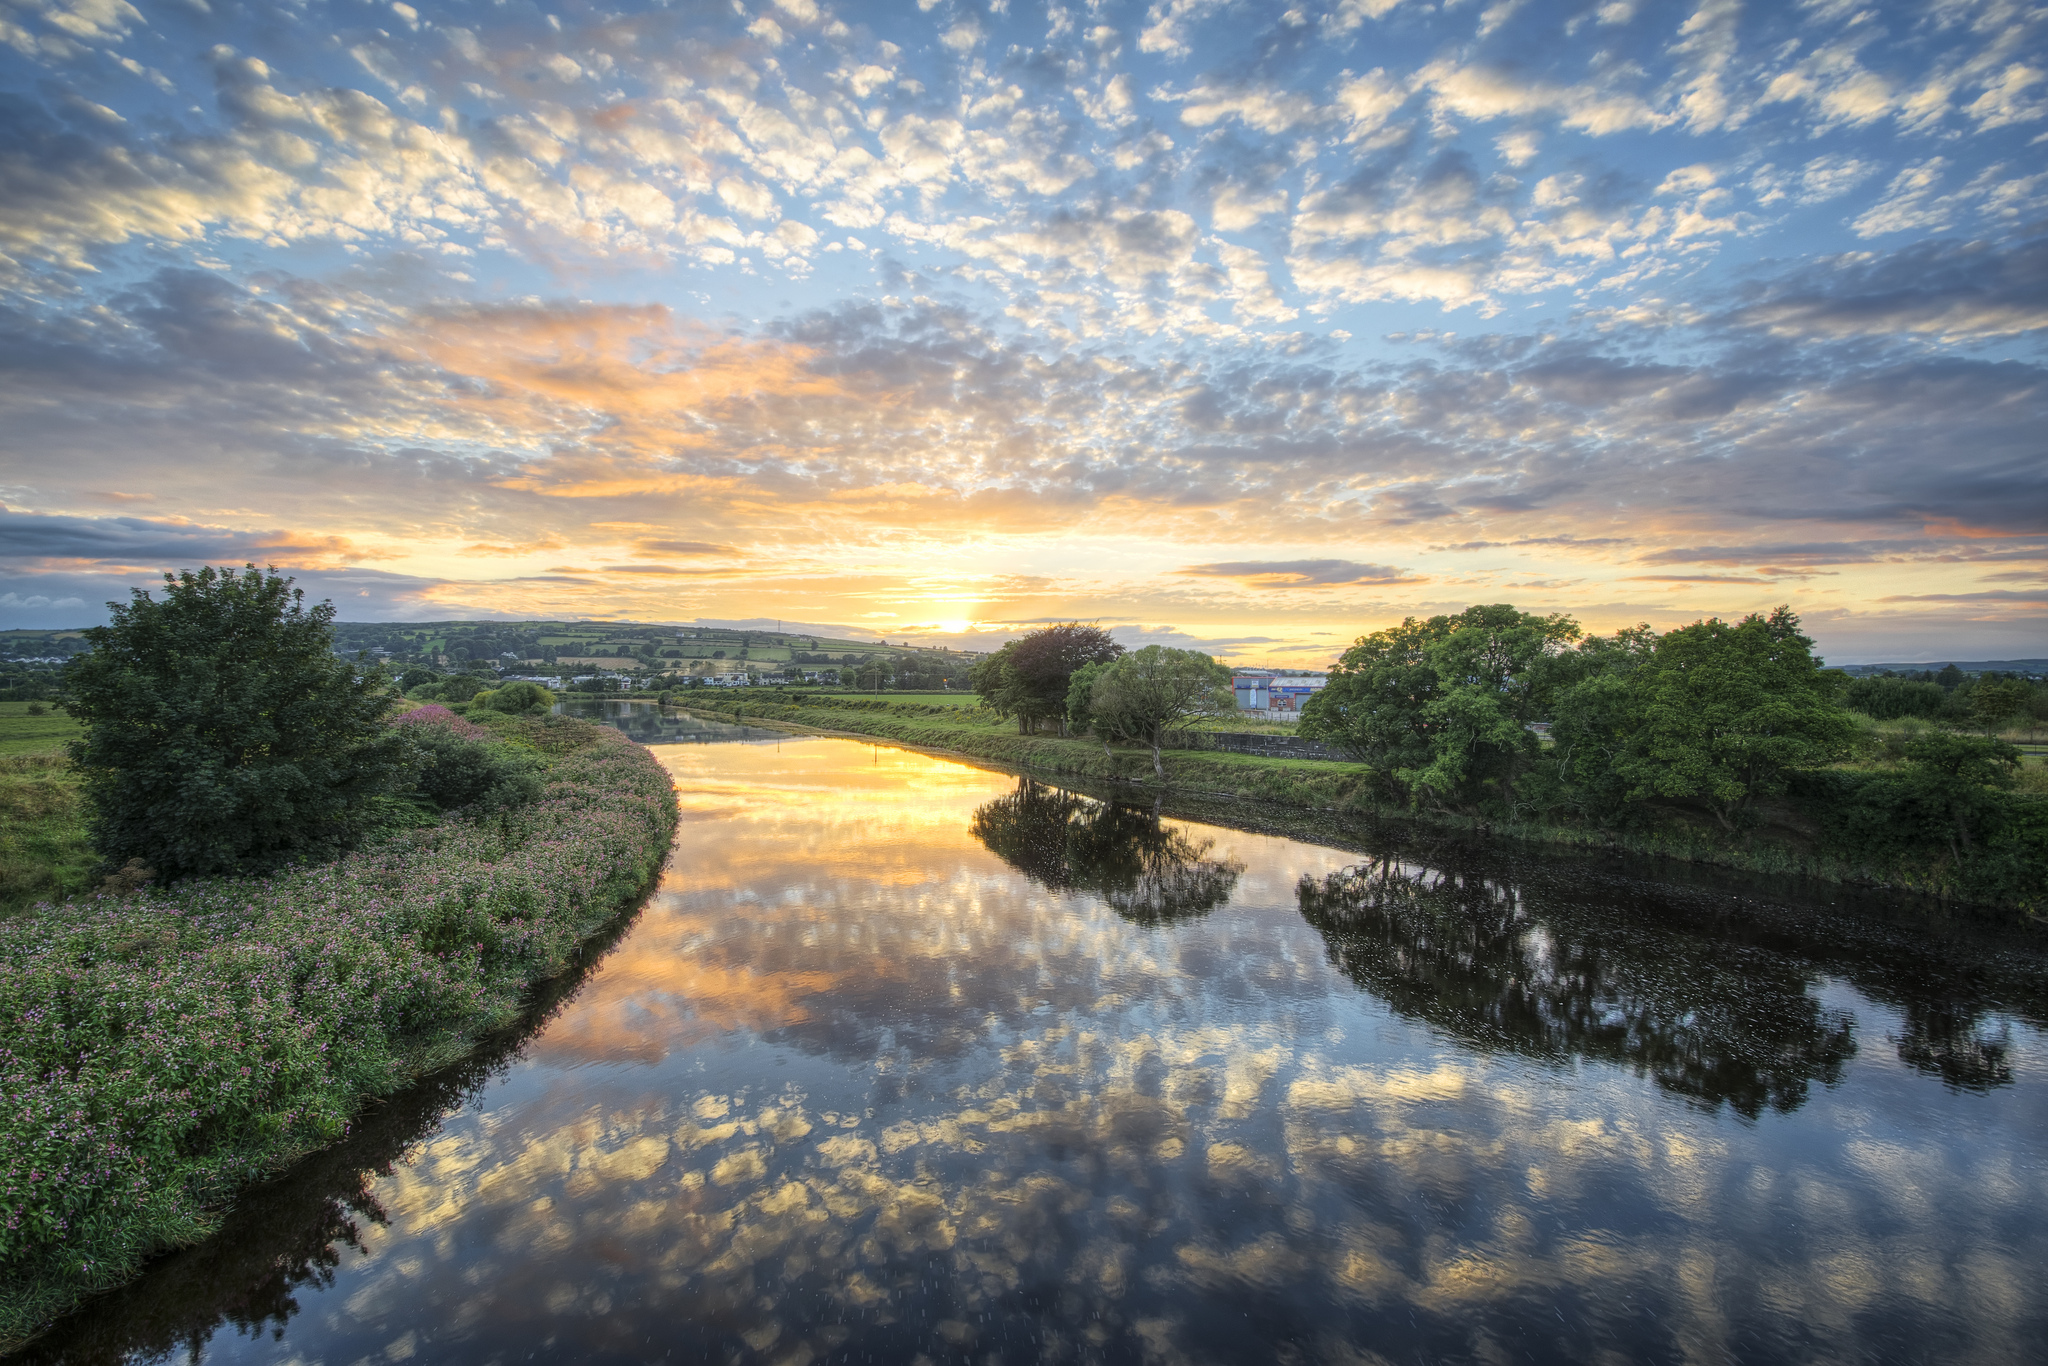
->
[20, 735, 2048, 1365]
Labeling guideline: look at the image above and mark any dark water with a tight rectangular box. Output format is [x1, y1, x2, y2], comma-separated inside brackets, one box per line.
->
[19, 709, 2048, 1364]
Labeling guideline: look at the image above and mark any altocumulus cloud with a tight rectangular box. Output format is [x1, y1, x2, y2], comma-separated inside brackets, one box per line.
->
[1178, 560, 1419, 588]
[0, 0, 2040, 657]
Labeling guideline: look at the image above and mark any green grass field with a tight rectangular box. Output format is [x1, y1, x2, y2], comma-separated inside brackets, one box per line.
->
[0, 704, 93, 913]
[0, 700, 83, 756]
[0, 755, 92, 915]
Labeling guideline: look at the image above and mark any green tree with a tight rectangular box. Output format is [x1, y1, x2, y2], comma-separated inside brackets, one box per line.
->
[1084, 645, 1233, 781]
[1970, 679, 2034, 733]
[63, 564, 413, 879]
[1065, 659, 1117, 757]
[1544, 624, 1660, 820]
[1404, 604, 1579, 811]
[1297, 616, 1442, 794]
[1899, 729, 2021, 859]
[971, 623, 1122, 734]
[1300, 604, 1578, 812]
[1611, 606, 1857, 829]
[473, 680, 556, 714]
[1843, 674, 1948, 720]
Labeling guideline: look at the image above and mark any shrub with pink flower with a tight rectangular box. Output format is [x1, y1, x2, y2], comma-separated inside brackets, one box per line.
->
[0, 715, 677, 1344]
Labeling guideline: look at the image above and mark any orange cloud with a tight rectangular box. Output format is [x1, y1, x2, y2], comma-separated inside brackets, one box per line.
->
[396, 302, 849, 461]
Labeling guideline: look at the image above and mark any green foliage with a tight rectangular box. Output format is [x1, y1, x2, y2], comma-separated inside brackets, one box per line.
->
[1541, 624, 1660, 822]
[404, 672, 494, 704]
[1843, 675, 1949, 720]
[0, 717, 677, 1344]
[1607, 607, 1858, 828]
[971, 623, 1121, 733]
[62, 566, 413, 880]
[1300, 604, 1579, 812]
[1970, 679, 2036, 732]
[396, 711, 546, 812]
[1791, 733, 2041, 911]
[470, 681, 557, 715]
[1083, 646, 1233, 780]
[1065, 660, 1115, 753]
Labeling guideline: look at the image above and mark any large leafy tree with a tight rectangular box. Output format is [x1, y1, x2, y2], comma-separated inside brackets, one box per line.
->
[1896, 730, 2022, 859]
[1295, 616, 1443, 792]
[1082, 645, 1233, 781]
[1301, 604, 1578, 811]
[64, 564, 413, 879]
[971, 623, 1121, 733]
[1404, 604, 1580, 809]
[1610, 606, 1857, 829]
[1545, 624, 1661, 821]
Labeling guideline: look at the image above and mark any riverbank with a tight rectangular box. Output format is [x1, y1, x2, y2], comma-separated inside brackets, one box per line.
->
[0, 714, 679, 1352]
[674, 696, 2043, 912]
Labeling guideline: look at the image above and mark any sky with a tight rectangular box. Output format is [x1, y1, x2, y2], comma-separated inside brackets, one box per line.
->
[0, 0, 2043, 664]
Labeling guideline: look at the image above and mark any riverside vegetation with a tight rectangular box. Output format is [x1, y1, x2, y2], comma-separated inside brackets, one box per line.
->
[0, 569, 679, 1350]
[682, 605, 2046, 913]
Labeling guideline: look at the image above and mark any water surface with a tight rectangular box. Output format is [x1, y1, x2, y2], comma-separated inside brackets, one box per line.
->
[21, 718, 2048, 1364]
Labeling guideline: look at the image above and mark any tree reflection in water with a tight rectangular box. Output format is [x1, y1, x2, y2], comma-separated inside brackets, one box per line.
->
[969, 780, 1244, 925]
[1297, 859, 1861, 1119]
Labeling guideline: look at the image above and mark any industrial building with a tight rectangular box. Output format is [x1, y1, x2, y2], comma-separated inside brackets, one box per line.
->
[1231, 671, 1328, 715]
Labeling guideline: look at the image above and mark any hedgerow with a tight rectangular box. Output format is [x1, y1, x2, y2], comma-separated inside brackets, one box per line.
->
[0, 714, 677, 1349]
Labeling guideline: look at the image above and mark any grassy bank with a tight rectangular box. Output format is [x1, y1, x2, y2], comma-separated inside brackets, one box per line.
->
[0, 757, 93, 916]
[0, 714, 679, 1351]
[677, 696, 2043, 911]
[0, 704, 93, 917]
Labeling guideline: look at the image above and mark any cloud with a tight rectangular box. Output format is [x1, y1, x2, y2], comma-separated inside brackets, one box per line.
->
[1720, 233, 2048, 342]
[1418, 59, 1670, 137]
[1178, 560, 1417, 588]
[635, 539, 737, 557]
[1852, 159, 2048, 239]
[0, 0, 2043, 656]
[0, 505, 368, 568]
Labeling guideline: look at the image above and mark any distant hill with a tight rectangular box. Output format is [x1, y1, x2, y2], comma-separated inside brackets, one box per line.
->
[1836, 659, 2048, 677]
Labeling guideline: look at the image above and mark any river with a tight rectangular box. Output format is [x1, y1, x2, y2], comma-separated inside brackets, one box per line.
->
[19, 705, 2048, 1364]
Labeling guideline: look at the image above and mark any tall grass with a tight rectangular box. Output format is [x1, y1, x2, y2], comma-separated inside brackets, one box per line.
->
[0, 756, 93, 917]
[0, 716, 678, 1350]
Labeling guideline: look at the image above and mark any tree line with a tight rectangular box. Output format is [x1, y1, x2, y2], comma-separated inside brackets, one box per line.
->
[969, 624, 1234, 779]
[966, 608, 2044, 908]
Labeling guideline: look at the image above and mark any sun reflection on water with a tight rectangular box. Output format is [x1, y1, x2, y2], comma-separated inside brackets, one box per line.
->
[26, 732, 2048, 1366]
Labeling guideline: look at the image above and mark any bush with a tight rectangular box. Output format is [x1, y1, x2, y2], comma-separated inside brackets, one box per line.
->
[0, 717, 677, 1343]
[62, 567, 412, 880]
[393, 707, 545, 812]
[469, 681, 556, 715]
[1843, 675, 1948, 721]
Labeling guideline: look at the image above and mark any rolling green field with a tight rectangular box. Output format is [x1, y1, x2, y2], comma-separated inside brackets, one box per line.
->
[0, 755, 91, 915]
[0, 704, 92, 913]
[0, 700, 82, 756]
